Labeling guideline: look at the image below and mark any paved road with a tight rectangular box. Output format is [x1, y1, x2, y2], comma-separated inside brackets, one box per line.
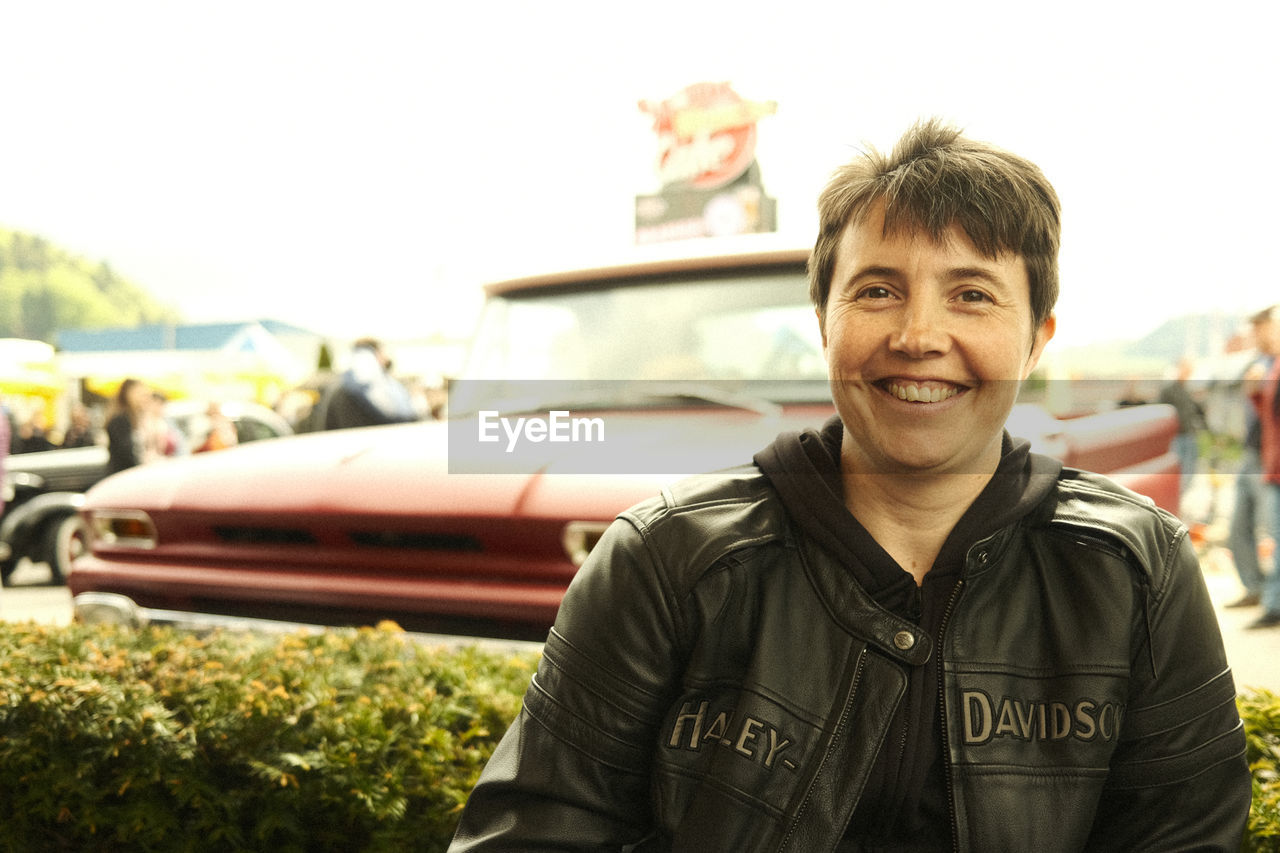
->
[1199, 545, 1280, 694]
[1186, 470, 1280, 695]
[0, 561, 72, 627]
[3, 552, 1277, 693]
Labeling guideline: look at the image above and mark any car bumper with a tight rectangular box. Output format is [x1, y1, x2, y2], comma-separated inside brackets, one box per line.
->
[71, 590, 545, 653]
[68, 552, 566, 638]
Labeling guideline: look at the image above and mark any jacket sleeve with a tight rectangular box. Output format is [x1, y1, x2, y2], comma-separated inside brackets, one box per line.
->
[449, 515, 682, 851]
[1084, 525, 1251, 851]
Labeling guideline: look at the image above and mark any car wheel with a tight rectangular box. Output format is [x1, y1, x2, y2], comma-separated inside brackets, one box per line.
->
[42, 514, 86, 586]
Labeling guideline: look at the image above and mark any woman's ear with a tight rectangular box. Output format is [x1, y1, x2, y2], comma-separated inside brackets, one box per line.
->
[1023, 313, 1056, 378]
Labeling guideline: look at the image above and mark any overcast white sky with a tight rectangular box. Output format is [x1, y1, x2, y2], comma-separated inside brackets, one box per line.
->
[1, 1, 1275, 353]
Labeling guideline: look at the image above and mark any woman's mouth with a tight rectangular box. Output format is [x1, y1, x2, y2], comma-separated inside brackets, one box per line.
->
[882, 380, 963, 404]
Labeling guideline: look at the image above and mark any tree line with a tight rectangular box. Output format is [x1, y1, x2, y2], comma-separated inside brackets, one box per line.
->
[0, 228, 177, 344]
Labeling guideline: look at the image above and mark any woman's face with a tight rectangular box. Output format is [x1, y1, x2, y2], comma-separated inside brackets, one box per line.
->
[821, 203, 1055, 478]
[125, 382, 150, 412]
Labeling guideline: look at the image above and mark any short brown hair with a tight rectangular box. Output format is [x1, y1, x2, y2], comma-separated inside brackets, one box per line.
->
[809, 118, 1061, 330]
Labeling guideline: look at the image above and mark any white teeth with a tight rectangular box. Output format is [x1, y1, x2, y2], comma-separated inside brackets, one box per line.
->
[888, 382, 958, 404]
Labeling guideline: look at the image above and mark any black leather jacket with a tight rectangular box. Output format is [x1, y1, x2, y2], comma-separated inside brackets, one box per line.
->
[450, 464, 1250, 851]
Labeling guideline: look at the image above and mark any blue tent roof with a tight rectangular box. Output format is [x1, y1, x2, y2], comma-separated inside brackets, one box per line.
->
[56, 320, 317, 353]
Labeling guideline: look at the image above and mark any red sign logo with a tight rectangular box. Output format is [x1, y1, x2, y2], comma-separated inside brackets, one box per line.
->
[640, 82, 777, 190]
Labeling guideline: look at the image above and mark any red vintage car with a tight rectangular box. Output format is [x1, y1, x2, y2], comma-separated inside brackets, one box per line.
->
[68, 244, 1180, 641]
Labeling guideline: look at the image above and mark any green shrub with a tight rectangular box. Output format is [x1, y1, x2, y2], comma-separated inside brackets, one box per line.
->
[0, 622, 1276, 850]
[0, 621, 537, 851]
[1243, 688, 1280, 852]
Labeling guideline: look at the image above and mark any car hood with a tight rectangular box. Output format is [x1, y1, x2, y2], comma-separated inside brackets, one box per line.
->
[83, 408, 832, 521]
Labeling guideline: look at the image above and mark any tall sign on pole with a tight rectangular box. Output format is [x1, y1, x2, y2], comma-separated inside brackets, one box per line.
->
[635, 82, 777, 244]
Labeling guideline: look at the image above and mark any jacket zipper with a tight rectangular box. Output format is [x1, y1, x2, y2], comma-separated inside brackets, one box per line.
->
[777, 647, 868, 853]
[937, 576, 966, 853]
[877, 585, 924, 837]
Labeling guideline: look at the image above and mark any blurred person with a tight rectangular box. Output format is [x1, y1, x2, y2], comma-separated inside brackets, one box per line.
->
[1248, 305, 1280, 629]
[0, 402, 7, 514]
[423, 380, 448, 421]
[2, 398, 14, 455]
[1158, 357, 1208, 509]
[320, 338, 417, 430]
[1227, 308, 1276, 608]
[1115, 379, 1147, 407]
[273, 388, 320, 433]
[60, 403, 97, 449]
[13, 409, 56, 454]
[145, 392, 188, 458]
[195, 403, 238, 452]
[105, 378, 155, 475]
[449, 119, 1249, 851]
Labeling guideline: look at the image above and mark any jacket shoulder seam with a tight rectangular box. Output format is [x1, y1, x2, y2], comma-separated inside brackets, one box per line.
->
[1041, 473, 1184, 596]
[619, 473, 789, 571]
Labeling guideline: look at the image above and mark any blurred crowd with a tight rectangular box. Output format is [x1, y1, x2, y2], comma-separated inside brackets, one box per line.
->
[2, 337, 441, 470]
[1119, 305, 1279, 630]
[3, 385, 226, 462]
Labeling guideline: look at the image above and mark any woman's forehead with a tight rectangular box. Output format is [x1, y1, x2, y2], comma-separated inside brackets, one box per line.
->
[846, 198, 1017, 263]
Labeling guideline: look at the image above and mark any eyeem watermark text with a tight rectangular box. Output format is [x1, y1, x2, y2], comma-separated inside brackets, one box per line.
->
[478, 410, 606, 453]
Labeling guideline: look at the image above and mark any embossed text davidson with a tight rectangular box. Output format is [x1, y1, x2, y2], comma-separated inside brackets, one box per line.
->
[961, 689, 1125, 746]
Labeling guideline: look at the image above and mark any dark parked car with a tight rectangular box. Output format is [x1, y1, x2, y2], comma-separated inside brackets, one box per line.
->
[68, 244, 1180, 639]
[2, 400, 291, 584]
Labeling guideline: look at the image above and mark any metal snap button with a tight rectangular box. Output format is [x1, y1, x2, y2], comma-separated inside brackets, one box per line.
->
[893, 630, 915, 650]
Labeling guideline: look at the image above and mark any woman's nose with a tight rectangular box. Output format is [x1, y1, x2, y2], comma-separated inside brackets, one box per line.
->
[889, 300, 950, 358]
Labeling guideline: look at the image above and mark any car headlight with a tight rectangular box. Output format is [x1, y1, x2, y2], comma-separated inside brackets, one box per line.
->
[91, 510, 158, 549]
[561, 521, 611, 568]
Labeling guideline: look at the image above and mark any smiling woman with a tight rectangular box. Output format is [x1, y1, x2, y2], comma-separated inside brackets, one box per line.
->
[809, 121, 1061, 585]
[822, 204, 1054, 484]
[449, 118, 1252, 853]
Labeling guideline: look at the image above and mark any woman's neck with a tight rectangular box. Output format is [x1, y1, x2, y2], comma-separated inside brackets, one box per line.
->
[840, 443, 999, 585]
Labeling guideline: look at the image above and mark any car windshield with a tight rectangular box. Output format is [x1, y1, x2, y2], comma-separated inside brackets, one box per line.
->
[456, 268, 829, 412]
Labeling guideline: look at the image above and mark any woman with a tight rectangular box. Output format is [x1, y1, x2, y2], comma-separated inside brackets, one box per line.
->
[104, 378, 153, 476]
[448, 120, 1250, 851]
